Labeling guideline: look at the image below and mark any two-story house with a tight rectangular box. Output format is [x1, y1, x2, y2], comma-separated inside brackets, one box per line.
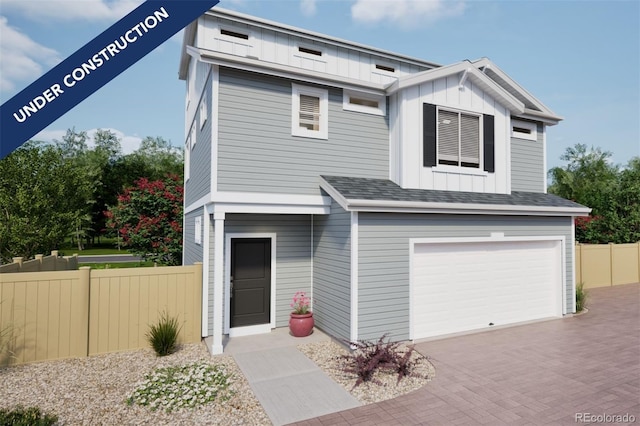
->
[179, 8, 590, 355]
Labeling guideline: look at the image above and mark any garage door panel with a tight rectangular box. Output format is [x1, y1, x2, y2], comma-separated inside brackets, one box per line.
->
[412, 240, 562, 340]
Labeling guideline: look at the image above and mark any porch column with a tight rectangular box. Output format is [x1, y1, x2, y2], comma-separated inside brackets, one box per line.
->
[201, 204, 213, 337]
[211, 211, 225, 354]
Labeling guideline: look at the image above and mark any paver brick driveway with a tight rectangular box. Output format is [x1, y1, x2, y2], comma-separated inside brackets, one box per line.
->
[294, 283, 639, 425]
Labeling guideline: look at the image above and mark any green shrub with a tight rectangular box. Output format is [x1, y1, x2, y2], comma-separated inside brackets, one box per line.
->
[576, 282, 588, 312]
[0, 405, 58, 426]
[341, 334, 429, 388]
[147, 311, 181, 356]
[127, 363, 233, 412]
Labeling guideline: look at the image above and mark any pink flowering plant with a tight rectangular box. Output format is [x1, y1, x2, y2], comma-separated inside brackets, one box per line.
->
[290, 291, 311, 315]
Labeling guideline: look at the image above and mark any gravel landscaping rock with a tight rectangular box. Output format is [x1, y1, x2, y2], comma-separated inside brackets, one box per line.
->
[1, 338, 435, 424]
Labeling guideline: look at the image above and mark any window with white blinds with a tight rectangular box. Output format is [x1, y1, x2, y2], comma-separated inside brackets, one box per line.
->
[299, 94, 320, 131]
[291, 83, 328, 139]
[438, 109, 480, 168]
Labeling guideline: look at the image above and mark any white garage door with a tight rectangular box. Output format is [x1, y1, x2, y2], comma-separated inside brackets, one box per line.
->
[412, 239, 563, 340]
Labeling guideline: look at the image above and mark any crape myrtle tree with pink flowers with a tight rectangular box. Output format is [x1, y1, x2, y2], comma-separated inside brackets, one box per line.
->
[105, 175, 183, 266]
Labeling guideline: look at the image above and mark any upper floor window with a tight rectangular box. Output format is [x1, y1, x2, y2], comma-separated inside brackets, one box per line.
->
[511, 119, 537, 141]
[199, 93, 208, 130]
[438, 109, 480, 168]
[343, 90, 386, 116]
[291, 83, 328, 139]
[423, 103, 495, 173]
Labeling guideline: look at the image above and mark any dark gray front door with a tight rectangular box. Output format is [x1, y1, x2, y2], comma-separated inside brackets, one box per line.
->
[230, 238, 271, 328]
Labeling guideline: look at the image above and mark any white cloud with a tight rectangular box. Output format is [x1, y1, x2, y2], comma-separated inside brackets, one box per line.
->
[1, 0, 142, 22]
[301, 0, 317, 17]
[0, 17, 61, 92]
[351, 0, 465, 28]
[34, 128, 143, 154]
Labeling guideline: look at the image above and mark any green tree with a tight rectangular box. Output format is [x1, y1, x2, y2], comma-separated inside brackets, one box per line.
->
[549, 144, 639, 243]
[126, 136, 183, 181]
[105, 175, 183, 265]
[0, 142, 88, 262]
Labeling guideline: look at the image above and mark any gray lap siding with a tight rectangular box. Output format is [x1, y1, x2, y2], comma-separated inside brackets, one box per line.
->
[217, 68, 389, 195]
[183, 207, 204, 266]
[357, 214, 574, 341]
[207, 214, 312, 334]
[185, 72, 212, 206]
[511, 123, 545, 193]
[312, 201, 351, 342]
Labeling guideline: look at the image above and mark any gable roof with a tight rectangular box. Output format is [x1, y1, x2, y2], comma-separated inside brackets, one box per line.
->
[320, 176, 590, 217]
[385, 61, 526, 114]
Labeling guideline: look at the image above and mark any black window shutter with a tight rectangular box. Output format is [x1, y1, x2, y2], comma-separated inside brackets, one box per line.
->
[483, 114, 495, 173]
[423, 103, 437, 167]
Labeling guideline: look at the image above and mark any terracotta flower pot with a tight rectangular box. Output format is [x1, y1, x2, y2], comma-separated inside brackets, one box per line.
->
[289, 312, 314, 337]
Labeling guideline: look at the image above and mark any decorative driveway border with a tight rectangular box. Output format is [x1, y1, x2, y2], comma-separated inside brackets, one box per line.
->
[292, 283, 640, 425]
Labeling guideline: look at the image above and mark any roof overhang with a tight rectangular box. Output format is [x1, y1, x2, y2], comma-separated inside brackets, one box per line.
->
[319, 177, 591, 217]
[179, 21, 198, 80]
[386, 61, 526, 114]
[187, 46, 387, 94]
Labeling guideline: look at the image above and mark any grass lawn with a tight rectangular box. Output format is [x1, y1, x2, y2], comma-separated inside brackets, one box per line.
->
[80, 261, 155, 269]
[57, 237, 131, 256]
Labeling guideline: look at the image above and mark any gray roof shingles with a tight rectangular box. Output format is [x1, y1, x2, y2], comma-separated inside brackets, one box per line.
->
[321, 175, 588, 209]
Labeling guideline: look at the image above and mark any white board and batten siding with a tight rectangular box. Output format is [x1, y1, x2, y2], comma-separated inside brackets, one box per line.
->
[198, 15, 428, 86]
[411, 239, 563, 340]
[394, 76, 510, 194]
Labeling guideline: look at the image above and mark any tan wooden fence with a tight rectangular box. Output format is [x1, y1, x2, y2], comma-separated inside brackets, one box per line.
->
[0, 251, 79, 273]
[576, 243, 640, 289]
[0, 263, 202, 365]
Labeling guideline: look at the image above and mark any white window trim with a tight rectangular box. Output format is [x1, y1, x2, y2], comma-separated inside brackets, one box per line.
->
[372, 62, 397, 75]
[199, 96, 207, 130]
[190, 123, 196, 149]
[343, 90, 386, 116]
[194, 216, 202, 245]
[217, 25, 252, 43]
[436, 106, 483, 169]
[291, 83, 328, 140]
[184, 133, 191, 181]
[511, 119, 537, 141]
[295, 42, 325, 58]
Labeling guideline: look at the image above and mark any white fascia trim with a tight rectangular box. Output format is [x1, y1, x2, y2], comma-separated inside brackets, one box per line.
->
[386, 62, 525, 114]
[347, 200, 591, 216]
[516, 110, 563, 125]
[208, 192, 331, 214]
[473, 58, 561, 119]
[350, 212, 359, 343]
[185, 194, 212, 215]
[543, 124, 548, 193]
[188, 46, 386, 94]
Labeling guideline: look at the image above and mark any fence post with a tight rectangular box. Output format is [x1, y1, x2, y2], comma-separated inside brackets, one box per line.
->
[12, 257, 23, 272]
[35, 254, 44, 272]
[609, 243, 614, 287]
[194, 262, 203, 339]
[79, 266, 91, 357]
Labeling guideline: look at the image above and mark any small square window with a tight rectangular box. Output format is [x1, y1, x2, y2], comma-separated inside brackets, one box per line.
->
[291, 83, 328, 139]
[343, 90, 386, 116]
[511, 119, 537, 141]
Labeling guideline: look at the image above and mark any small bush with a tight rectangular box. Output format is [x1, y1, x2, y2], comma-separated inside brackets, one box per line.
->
[576, 282, 588, 312]
[341, 334, 427, 388]
[0, 405, 58, 426]
[127, 362, 233, 412]
[147, 311, 182, 356]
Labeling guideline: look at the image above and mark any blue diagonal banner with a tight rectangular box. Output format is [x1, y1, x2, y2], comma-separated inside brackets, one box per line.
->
[0, 0, 219, 159]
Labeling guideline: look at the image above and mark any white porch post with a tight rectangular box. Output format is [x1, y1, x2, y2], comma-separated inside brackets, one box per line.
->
[212, 211, 225, 354]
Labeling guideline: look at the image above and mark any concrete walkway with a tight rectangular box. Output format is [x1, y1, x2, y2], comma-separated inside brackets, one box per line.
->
[292, 283, 640, 425]
[223, 328, 360, 425]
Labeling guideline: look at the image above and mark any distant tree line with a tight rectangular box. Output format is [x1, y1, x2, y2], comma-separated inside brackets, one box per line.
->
[0, 129, 183, 263]
[548, 144, 640, 244]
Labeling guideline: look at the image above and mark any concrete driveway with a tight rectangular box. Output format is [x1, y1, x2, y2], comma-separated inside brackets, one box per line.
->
[294, 283, 639, 425]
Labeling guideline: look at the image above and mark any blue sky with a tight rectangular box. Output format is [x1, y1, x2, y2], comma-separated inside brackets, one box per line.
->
[1, 0, 638, 170]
